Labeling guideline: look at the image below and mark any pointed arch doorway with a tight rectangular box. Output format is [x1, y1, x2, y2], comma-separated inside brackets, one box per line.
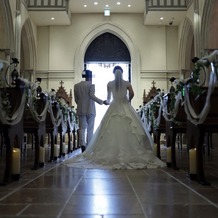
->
[84, 32, 131, 131]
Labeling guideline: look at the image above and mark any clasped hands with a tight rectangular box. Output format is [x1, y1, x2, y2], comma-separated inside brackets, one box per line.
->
[103, 100, 109, 105]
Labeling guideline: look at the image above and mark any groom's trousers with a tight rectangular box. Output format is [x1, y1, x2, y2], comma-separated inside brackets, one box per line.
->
[78, 114, 95, 147]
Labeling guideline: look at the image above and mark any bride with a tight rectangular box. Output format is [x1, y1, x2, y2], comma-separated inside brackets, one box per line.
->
[63, 66, 166, 169]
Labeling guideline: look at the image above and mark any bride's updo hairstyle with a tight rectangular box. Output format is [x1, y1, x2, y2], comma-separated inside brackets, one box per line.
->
[113, 66, 123, 91]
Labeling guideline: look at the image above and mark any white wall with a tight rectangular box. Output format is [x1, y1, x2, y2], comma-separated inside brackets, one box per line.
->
[37, 13, 179, 108]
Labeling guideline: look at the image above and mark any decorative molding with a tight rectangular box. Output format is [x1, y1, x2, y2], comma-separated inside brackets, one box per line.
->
[141, 70, 179, 73]
[74, 23, 141, 108]
[146, 0, 187, 11]
[56, 80, 72, 106]
[36, 70, 75, 79]
[26, 0, 68, 11]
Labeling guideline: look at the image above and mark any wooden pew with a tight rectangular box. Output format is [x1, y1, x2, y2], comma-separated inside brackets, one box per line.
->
[45, 102, 60, 161]
[23, 96, 48, 169]
[152, 106, 166, 159]
[58, 112, 68, 156]
[0, 87, 25, 184]
[141, 82, 166, 159]
[186, 87, 218, 184]
[67, 107, 79, 151]
[141, 92, 165, 159]
[163, 90, 187, 169]
[55, 82, 76, 154]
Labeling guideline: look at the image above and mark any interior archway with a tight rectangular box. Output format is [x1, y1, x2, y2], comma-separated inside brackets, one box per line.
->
[202, 0, 218, 49]
[20, 18, 37, 82]
[84, 32, 131, 62]
[179, 17, 194, 78]
[84, 32, 132, 130]
[0, 0, 14, 50]
[74, 23, 141, 108]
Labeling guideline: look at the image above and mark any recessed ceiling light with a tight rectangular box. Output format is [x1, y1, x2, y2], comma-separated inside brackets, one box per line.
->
[128, 5, 131, 7]
[105, 4, 109, 8]
[104, 9, 110, 16]
[84, 5, 87, 7]
[117, 2, 121, 5]
[94, 2, 98, 5]
[160, 17, 164, 20]
[51, 17, 54, 20]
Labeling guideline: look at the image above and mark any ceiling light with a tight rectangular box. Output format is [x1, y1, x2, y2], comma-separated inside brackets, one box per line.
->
[128, 5, 131, 7]
[105, 5, 109, 8]
[84, 5, 87, 7]
[94, 2, 98, 5]
[117, 2, 121, 5]
[51, 17, 54, 20]
[160, 17, 164, 20]
[104, 9, 110, 16]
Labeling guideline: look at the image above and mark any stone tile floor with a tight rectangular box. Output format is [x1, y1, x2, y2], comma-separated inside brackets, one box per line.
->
[0, 144, 217, 217]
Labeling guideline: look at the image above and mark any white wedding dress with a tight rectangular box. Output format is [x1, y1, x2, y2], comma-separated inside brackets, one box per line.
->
[63, 80, 166, 169]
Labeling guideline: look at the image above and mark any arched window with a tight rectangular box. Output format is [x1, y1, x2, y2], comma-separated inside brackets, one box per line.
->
[84, 32, 131, 62]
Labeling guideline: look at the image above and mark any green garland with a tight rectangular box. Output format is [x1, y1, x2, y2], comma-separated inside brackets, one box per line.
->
[0, 89, 11, 115]
[173, 60, 210, 99]
[146, 93, 163, 129]
[56, 98, 69, 122]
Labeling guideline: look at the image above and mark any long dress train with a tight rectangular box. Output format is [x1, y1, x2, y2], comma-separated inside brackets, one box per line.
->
[63, 80, 166, 169]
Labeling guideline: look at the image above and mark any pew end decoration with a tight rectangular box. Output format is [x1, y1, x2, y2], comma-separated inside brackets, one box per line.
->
[139, 83, 165, 160]
[183, 50, 218, 125]
[0, 58, 79, 183]
[183, 51, 218, 184]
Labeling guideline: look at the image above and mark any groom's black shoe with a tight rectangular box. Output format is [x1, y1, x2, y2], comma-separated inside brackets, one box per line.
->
[81, 146, 86, 153]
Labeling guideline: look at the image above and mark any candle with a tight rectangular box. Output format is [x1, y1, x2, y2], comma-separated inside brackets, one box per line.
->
[65, 134, 69, 143]
[167, 147, 172, 163]
[54, 144, 59, 157]
[47, 144, 50, 158]
[189, 148, 197, 174]
[45, 136, 49, 145]
[57, 135, 60, 145]
[12, 148, 20, 175]
[153, 143, 157, 156]
[62, 142, 66, 154]
[75, 139, 78, 148]
[39, 146, 45, 163]
[65, 143, 68, 153]
[70, 141, 73, 150]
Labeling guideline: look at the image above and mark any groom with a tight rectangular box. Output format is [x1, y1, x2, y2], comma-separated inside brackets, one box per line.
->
[74, 70, 108, 152]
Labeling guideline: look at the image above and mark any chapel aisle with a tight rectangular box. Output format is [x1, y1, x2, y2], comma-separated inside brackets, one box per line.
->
[0, 148, 218, 218]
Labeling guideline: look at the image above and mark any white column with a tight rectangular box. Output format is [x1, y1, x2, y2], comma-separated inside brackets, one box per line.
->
[194, 0, 202, 57]
[5, 49, 11, 86]
[14, 0, 22, 72]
